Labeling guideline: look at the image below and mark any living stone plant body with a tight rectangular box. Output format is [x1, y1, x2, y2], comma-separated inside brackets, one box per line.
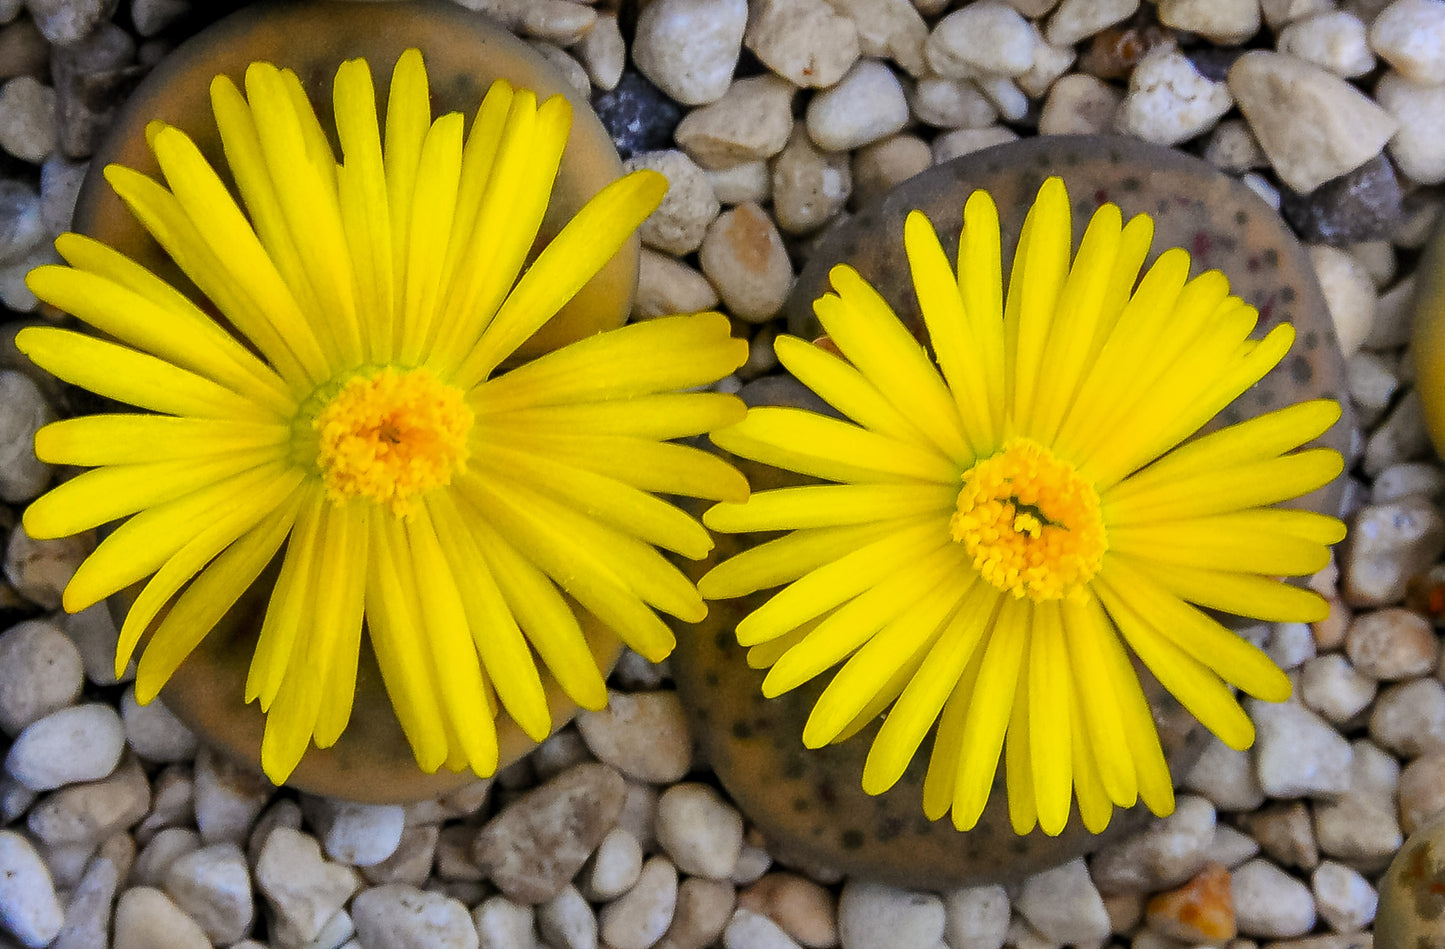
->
[0, 0, 1444, 947]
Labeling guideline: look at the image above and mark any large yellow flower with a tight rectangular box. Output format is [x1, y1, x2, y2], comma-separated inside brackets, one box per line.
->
[700, 177, 1344, 837]
[20, 50, 748, 784]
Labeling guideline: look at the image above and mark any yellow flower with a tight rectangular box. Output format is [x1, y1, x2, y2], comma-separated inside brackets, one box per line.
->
[19, 49, 748, 785]
[700, 177, 1345, 837]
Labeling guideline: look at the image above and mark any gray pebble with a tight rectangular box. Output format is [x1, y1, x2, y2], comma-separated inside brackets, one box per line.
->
[0, 829, 63, 948]
[599, 856, 679, 949]
[0, 370, 53, 502]
[26, 756, 149, 848]
[353, 884, 478, 949]
[0, 618, 83, 736]
[162, 842, 254, 944]
[120, 688, 197, 762]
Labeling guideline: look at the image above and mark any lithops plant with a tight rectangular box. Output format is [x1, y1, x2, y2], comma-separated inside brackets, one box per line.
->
[673, 135, 1350, 889]
[1377, 807, 1445, 947]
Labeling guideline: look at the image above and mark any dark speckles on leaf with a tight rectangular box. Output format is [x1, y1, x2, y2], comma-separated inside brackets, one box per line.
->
[1280, 286, 1297, 304]
[877, 816, 905, 841]
[792, 796, 810, 813]
[1304, 330, 1319, 349]
[704, 670, 720, 687]
[815, 780, 838, 807]
[1235, 210, 1249, 227]
[714, 631, 731, 652]
[731, 721, 753, 740]
[1290, 355, 1313, 385]
[1122, 175, 1141, 192]
[842, 829, 866, 850]
[1263, 248, 1279, 268]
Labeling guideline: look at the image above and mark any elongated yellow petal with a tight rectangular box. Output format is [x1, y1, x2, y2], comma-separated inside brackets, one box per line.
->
[921, 661, 976, 821]
[25, 451, 279, 539]
[711, 407, 959, 486]
[952, 596, 1030, 830]
[1105, 448, 1344, 525]
[1028, 601, 1073, 836]
[427, 491, 550, 742]
[134, 495, 300, 702]
[35, 416, 288, 467]
[818, 266, 969, 462]
[765, 544, 962, 700]
[1069, 680, 1115, 834]
[1134, 561, 1330, 623]
[904, 209, 996, 455]
[705, 482, 957, 533]
[246, 486, 325, 708]
[333, 57, 395, 363]
[1061, 596, 1136, 808]
[473, 312, 747, 413]
[698, 520, 906, 600]
[1002, 641, 1037, 836]
[477, 392, 744, 441]
[452, 169, 668, 386]
[437, 79, 514, 312]
[464, 508, 609, 710]
[309, 501, 370, 749]
[863, 582, 999, 795]
[773, 334, 928, 446]
[17, 327, 269, 422]
[733, 517, 946, 646]
[957, 189, 1006, 438]
[398, 112, 464, 365]
[1109, 508, 1342, 577]
[1006, 177, 1070, 429]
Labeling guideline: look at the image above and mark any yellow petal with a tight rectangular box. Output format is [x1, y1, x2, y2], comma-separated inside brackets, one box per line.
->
[952, 596, 1030, 830]
[698, 520, 904, 600]
[1028, 601, 1073, 836]
[704, 482, 957, 533]
[34, 415, 288, 467]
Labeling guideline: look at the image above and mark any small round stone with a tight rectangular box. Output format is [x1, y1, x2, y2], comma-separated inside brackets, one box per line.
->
[583, 828, 643, 901]
[1278, 11, 1374, 77]
[1370, 678, 1445, 757]
[1399, 753, 1445, 835]
[113, 887, 211, 949]
[632, 0, 746, 106]
[656, 783, 745, 881]
[744, 0, 860, 88]
[0, 371, 52, 503]
[1015, 858, 1111, 946]
[120, 688, 198, 763]
[804, 59, 910, 152]
[575, 690, 692, 784]
[5, 703, 125, 791]
[0, 619, 83, 737]
[598, 856, 678, 949]
[698, 203, 795, 325]
[1376, 70, 1445, 185]
[1311, 860, 1378, 932]
[1369, 0, 1445, 83]
[352, 884, 477, 949]
[1231, 858, 1317, 939]
[623, 150, 719, 256]
[1309, 243, 1377, 357]
[926, 1, 1037, 78]
[1158, 0, 1261, 43]
[0, 829, 63, 948]
[161, 842, 254, 945]
[837, 880, 945, 949]
[1346, 607, 1439, 680]
[1299, 654, 1378, 724]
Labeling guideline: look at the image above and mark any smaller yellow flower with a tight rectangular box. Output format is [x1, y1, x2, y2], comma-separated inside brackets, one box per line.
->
[22, 49, 748, 785]
[701, 177, 1345, 836]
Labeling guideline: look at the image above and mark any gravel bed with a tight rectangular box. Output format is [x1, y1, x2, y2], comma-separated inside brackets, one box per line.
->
[1, 0, 1443, 947]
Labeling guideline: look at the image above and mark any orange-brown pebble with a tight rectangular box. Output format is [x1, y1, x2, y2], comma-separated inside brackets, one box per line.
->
[737, 872, 840, 948]
[1312, 597, 1351, 651]
[1144, 862, 1237, 944]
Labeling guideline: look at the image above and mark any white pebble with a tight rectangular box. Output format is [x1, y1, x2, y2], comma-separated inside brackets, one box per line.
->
[1309, 244, 1376, 356]
[0, 76, 55, 163]
[1375, 70, 1445, 185]
[942, 885, 1008, 949]
[1373, 461, 1445, 502]
[1206, 824, 1262, 868]
[632, 0, 746, 105]
[1345, 499, 1445, 606]
[5, 703, 125, 791]
[744, 0, 860, 88]
[931, 126, 1019, 164]
[1369, 0, 1445, 83]
[851, 135, 932, 205]
[0, 619, 83, 736]
[0, 829, 62, 948]
[724, 908, 802, 949]
[1228, 51, 1398, 193]
[837, 879, 944, 949]
[575, 13, 624, 91]
[1267, 621, 1318, 670]
[162, 842, 254, 945]
[598, 856, 678, 949]
[584, 828, 643, 901]
[1370, 678, 1445, 757]
[0, 371, 52, 503]
[1250, 698, 1355, 799]
[805, 59, 909, 152]
[1090, 795, 1216, 893]
[1046, 0, 1139, 46]
[1038, 73, 1123, 136]
[770, 129, 851, 235]
[120, 688, 197, 762]
[1299, 654, 1378, 724]
[1347, 607, 1440, 679]
[304, 797, 407, 868]
[656, 783, 745, 881]
[706, 160, 772, 205]
[1311, 860, 1377, 931]
[193, 747, 273, 844]
[1278, 11, 1375, 77]
[909, 77, 996, 129]
[623, 149, 720, 255]
[675, 75, 795, 170]
[1016, 858, 1111, 946]
[472, 895, 537, 949]
[537, 886, 596, 949]
[133, 827, 201, 888]
[926, 1, 1037, 77]
[353, 884, 478, 949]
[113, 887, 211, 949]
[635, 248, 719, 320]
[1158, 0, 1262, 43]
[1118, 45, 1233, 146]
[1183, 736, 1266, 811]
[254, 827, 360, 946]
[1232, 859, 1317, 938]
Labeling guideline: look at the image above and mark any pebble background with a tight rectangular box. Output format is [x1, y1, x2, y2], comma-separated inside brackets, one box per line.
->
[0, 0, 1442, 946]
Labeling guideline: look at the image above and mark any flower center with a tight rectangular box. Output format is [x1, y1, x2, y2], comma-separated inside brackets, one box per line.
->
[313, 367, 472, 517]
[950, 438, 1106, 601]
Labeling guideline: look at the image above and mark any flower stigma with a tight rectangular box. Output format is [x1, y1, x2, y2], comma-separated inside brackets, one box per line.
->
[950, 437, 1106, 601]
[314, 367, 472, 517]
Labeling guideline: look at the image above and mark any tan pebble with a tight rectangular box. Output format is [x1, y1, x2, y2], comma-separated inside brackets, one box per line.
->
[698, 202, 794, 324]
[822, 0, 930, 76]
[1145, 862, 1237, 944]
[931, 125, 1019, 165]
[738, 872, 838, 948]
[1346, 607, 1439, 680]
[1038, 73, 1122, 136]
[771, 128, 851, 235]
[663, 876, 736, 949]
[706, 161, 772, 205]
[1046, 0, 1139, 46]
[636, 249, 720, 321]
[575, 12, 624, 91]
[519, 0, 596, 45]
[675, 75, 796, 171]
[745, 0, 860, 88]
[624, 149, 720, 256]
[851, 134, 932, 206]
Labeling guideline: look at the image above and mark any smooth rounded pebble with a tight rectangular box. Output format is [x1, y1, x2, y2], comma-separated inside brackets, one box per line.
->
[656, 783, 745, 880]
[0, 370, 52, 502]
[353, 884, 478, 949]
[1228, 51, 1398, 193]
[5, 702, 125, 791]
[1158, 0, 1260, 43]
[674, 75, 795, 170]
[1232, 859, 1317, 938]
[738, 873, 836, 949]
[0, 619, 83, 736]
[1183, 737, 1266, 812]
[0, 829, 62, 948]
[1046, 0, 1138, 46]
[1016, 858, 1111, 946]
[599, 856, 678, 949]
[1278, 11, 1374, 77]
[667, 876, 737, 949]
[632, 0, 746, 105]
[1376, 70, 1445, 185]
[1090, 796, 1217, 893]
[1346, 607, 1439, 679]
[120, 688, 197, 762]
[1344, 498, 1445, 606]
[537, 886, 597, 949]
[1309, 243, 1376, 356]
[698, 203, 795, 325]
[113, 887, 211, 949]
[1370, 678, 1445, 758]
[943, 885, 1009, 949]
[1300, 654, 1379, 724]
[805, 59, 910, 152]
[1369, 0, 1445, 83]
[1311, 860, 1378, 932]
[1249, 698, 1355, 798]
[725, 908, 802, 949]
[836, 880, 944, 949]
[584, 828, 643, 901]
[926, 1, 1036, 77]
[162, 842, 254, 944]
[576, 691, 691, 784]
[303, 797, 406, 868]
